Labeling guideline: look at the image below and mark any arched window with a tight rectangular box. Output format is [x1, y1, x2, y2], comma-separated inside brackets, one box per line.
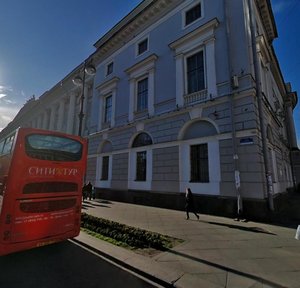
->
[132, 132, 152, 147]
[182, 120, 217, 140]
[100, 141, 113, 153]
[181, 120, 217, 182]
[132, 133, 152, 182]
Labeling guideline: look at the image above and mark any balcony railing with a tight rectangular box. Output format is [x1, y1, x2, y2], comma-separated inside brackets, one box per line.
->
[184, 89, 208, 105]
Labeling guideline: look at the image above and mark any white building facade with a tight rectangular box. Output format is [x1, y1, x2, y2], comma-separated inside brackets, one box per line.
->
[1, 0, 298, 219]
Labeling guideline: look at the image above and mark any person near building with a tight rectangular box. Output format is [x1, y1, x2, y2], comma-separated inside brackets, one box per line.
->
[86, 181, 93, 201]
[185, 188, 200, 220]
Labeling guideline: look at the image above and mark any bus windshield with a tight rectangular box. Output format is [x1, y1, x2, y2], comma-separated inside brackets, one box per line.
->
[25, 134, 83, 162]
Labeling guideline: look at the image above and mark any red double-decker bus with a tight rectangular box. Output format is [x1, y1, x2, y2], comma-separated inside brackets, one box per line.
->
[0, 127, 87, 255]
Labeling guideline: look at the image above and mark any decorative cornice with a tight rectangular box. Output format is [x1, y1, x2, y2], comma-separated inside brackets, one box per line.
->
[256, 0, 278, 43]
[169, 18, 219, 50]
[125, 54, 158, 75]
[93, 0, 178, 61]
[96, 76, 120, 92]
[285, 91, 298, 109]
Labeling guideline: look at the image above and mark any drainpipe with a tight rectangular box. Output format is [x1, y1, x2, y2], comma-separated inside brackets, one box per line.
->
[225, 0, 242, 216]
[248, 0, 274, 211]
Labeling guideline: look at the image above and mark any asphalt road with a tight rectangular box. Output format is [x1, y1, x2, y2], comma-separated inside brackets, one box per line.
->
[0, 241, 156, 288]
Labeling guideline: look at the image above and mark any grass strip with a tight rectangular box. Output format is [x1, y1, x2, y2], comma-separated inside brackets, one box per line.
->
[81, 212, 183, 251]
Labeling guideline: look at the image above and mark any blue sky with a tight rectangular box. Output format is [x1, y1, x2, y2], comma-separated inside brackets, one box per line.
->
[0, 0, 299, 146]
[0, 0, 142, 129]
[271, 0, 300, 146]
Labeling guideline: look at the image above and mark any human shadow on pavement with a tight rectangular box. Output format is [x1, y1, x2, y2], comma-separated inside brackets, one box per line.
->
[81, 202, 111, 209]
[90, 203, 112, 208]
[81, 203, 94, 209]
[96, 200, 113, 205]
[169, 250, 285, 288]
[206, 221, 277, 235]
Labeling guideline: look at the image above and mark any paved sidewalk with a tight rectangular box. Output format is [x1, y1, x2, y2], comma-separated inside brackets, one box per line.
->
[74, 199, 300, 288]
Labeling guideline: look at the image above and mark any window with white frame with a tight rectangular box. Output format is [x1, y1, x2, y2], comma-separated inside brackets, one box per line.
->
[125, 54, 157, 121]
[136, 151, 147, 181]
[101, 155, 109, 180]
[129, 132, 153, 186]
[96, 140, 113, 188]
[106, 62, 114, 76]
[96, 77, 119, 131]
[179, 119, 220, 195]
[186, 50, 205, 94]
[104, 95, 112, 124]
[190, 143, 209, 182]
[183, 1, 203, 27]
[170, 18, 218, 107]
[137, 38, 148, 56]
[137, 77, 148, 112]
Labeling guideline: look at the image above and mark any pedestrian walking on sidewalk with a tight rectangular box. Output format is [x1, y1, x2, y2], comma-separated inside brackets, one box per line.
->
[234, 194, 247, 222]
[86, 181, 93, 201]
[185, 188, 199, 220]
[82, 184, 87, 202]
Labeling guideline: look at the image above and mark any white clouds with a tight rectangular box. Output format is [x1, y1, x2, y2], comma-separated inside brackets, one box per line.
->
[0, 106, 20, 131]
[0, 85, 13, 93]
[0, 106, 19, 117]
[0, 93, 16, 104]
[0, 85, 23, 130]
[0, 85, 12, 103]
[0, 84, 22, 106]
[1, 115, 12, 122]
[3, 99, 16, 104]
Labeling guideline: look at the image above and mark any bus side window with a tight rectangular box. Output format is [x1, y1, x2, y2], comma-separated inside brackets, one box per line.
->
[0, 140, 4, 155]
[2, 135, 15, 155]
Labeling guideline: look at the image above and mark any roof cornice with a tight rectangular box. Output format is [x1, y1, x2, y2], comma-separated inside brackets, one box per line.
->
[92, 0, 178, 61]
[256, 0, 278, 43]
[93, 0, 154, 49]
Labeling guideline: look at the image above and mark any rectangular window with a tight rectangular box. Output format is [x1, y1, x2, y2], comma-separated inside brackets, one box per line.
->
[104, 95, 112, 123]
[138, 38, 148, 55]
[106, 62, 113, 76]
[190, 144, 209, 182]
[187, 51, 205, 94]
[136, 151, 146, 181]
[101, 156, 109, 180]
[137, 78, 148, 112]
[185, 3, 201, 26]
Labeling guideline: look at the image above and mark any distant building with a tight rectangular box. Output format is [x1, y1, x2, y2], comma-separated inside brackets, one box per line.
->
[1, 0, 298, 220]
